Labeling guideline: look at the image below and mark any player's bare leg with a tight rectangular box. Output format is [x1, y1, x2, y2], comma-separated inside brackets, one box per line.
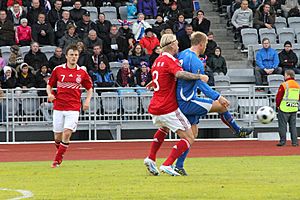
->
[54, 132, 62, 149]
[52, 129, 72, 168]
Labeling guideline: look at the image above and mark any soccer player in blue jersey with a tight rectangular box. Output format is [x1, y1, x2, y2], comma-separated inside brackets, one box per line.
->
[174, 32, 254, 176]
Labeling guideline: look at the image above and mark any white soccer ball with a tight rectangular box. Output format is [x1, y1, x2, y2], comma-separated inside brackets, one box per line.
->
[256, 106, 276, 124]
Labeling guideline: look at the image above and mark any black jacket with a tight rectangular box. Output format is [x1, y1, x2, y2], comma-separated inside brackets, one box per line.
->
[95, 20, 112, 40]
[32, 22, 55, 45]
[70, 8, 87, 23]
[191, 17, 211, 34]
[205, 40, 218, 58]
[177, 0, 193, 18]
[207, 55, 227, 75]
[26, 7, 45, 25]
[278, 49, 298, 69]
[178, 31, 191, 52]
[48, 54, 67, 70]
[0, 20, 15, 45]
[16, 71, 36, 88]
[24, 50, 48, 71]
[54, 19, 75, 39]
[48, 8, 63, 28]
[75, 20, 97, 39]
[77, 51, 93, 68]
[83, 37, 103, 54]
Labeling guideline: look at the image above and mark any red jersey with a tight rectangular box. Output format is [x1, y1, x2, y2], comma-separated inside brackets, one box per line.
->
[148, 52, 183, 115]
[48, 64, 93, 111]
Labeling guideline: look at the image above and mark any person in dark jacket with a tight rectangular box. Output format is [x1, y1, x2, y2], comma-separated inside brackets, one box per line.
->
[164, 1, 180, 27]
[116, 59, 135, 87]
[106, 25, 129, 61]
[253, 3, 275, 29]
[205, 32, 218, 59]
[75, 10, 97, 39]
[0, 10, 15, 46]
[191, 10, 211, 35]
[0, 66, 17, 89]
[48, 0, 63, 28]
[83, 30, 103, 54]
[137, 0, 157, 19]
[177, 0, 193, 18]
[278, 41, 300, 74]
[59, 23, 80, 53]
[32, 13, 55, 45]
[26, 0, 45, 26]
[7, 2, 27, 26]
[24, 42, 48, 72]
[95, 13, 112, 41]
[89, 44, 109, 74]
[157, 0, 171, 16]
[135, 61, 152, 87]
[35, 64, 51, 96]
[48, 47, 66, 70]
[118, 20, 135, 51]
[149, 45, 161, 67]
[69, 0, 86, 23]
[128, 43, 149, 70]
[76, 41, 93, 68]
[152, 14, 167, 40]
[178, 24, 193, 52]
[207, 47, 227, 76]
[16, 63, 36, 89]
[92, 61, 114, 88]
[173, 13, 188, 35]
[54, 10, 75, 43]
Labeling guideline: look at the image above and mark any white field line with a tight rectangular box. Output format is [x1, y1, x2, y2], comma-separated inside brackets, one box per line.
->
[0, 188, 33, 200]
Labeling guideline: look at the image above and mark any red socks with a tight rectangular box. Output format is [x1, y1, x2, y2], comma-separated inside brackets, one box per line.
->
[148, 129, 168, 161]
[54, 142, 69, 164]
[55, 141, 60, 149]
[163, 139, 190, 166]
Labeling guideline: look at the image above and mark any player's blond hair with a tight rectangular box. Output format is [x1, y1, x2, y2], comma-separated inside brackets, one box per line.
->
[160, 34, 177, 51]
[190, 32, 208, 46]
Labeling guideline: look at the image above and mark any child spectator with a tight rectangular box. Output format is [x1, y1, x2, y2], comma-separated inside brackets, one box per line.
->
[116, 59, 135, 87]
[207, 47, 227, 76]
[135, 61, 152, 87]
[0, 66, 17, 89]
[92, 61, 115, 88]
[35, 65, 51, 96]
[15, 18, 32, 46]
[128, 44, 149, 71]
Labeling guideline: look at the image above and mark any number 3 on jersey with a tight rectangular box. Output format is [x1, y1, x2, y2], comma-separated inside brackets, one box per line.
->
[152, 70, 159, 91]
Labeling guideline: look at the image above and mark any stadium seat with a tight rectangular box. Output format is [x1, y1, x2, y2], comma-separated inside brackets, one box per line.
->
[101, 92, 119, 114]
[275, 17, 287, 30]
[120, 91, 139, 114]
[119, 6, 128, 20]
[259, 28, 277, 44]
[277, 28, 295, 44]
[214, 75, 231, 93]
[140, 91, 153, 113]
[287, 17, 300, 31]
[0, 46, 11, 63]
[294, 28, 300, 43]
[241, 28, 258, 49]
[40, 46, 56, 60]
[3, 92, 19, 115]
[100, 7, 117, 20]
[109, 61, 122, 78]
[83, 6, 98, 21]
[292, 43, 300, 64]
[21, 92, 39, 115]
[267, 74, 284, 94]
[295, 74, 300, 85]
[81, 92, 100, 114]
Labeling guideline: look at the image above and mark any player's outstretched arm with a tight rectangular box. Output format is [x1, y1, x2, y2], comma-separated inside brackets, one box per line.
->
[83, 88, 93, 111]
[176, 71, 208, 81]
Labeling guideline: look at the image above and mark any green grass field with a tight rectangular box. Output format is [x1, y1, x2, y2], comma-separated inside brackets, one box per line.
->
[1, 156, 300, 200]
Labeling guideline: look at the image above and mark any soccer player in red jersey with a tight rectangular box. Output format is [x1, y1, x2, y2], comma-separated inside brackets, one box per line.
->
[47, 44, 93, 168]
[144, 34, 209, 176]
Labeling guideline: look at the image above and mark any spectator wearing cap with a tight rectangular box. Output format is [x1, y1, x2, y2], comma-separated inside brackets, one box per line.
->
[140, 28, 160, 55]
[16, 63, 36, 94]
[48, 0, 63, 28]
[75, 10, 97, 39]
[152, 14, 167, 40]
[32, 13, 55, 46]
[173, 13, 188, 35]
[92, 61, 115, 88]
[15, 18, 32, 46]
[137, 0, 157, 19]
[70, 1, 87, 23]
[128, 43, 149, 70]
[164, 1, 180, 27]
[24, 42, 48, 72]
[106, 25, 128, 62]
[26, 0, 45, 26]
[95, 13, 112, 42]
[48, 47, 66, 71]
[0, 10, 15, 46]
[178, 24, 193, 52]
[191, 10, 211, 35]
[0, 66, 17, 89]
[116, 59, 135, 87]
[118, 20, 135, 50]
[132, 13, 151, 41]
[8, 45, 23, 69]
[7, 2, 27, 26]
[83, 30, 103, 55]
[54, 10, 75, 43]
[177, 0, 193, 18]
[279, 41, 300, 74]
[135, 61, 152, 87]
[59, 23, 80, 53]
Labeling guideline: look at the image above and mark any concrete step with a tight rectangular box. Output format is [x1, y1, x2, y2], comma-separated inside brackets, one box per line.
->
[200, 3, 214, 12]
[217, 41, 235, 50]
[227, 60, 251, 69]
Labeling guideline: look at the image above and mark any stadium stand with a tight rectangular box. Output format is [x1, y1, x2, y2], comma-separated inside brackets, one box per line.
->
[277, 28, 295, 44]
[274, 17, 287, 30]
[259, 28, 277, 44]
[118, 6, 128, 20]
[99, 6, 117, 20]
[287, 17, 300, 31]
[267, 74, 284, 94]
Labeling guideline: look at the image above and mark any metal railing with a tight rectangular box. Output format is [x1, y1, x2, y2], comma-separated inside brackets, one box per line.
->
[0, 85, 297, 142]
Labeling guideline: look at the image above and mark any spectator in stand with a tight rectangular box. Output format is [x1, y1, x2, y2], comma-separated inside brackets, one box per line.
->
[59, 23, 80, 53]
[76, 11, 97, 39]
[16, 63, 36, 93]
[191, 10, 211, 35]
[26, 0, 45, 26]
[281, 0, 300, 18]
[132, 13, 151, 41]
[127, 0, 138, 19]
[0, 10, 15, 46]
[32, 13, 55, 46]
[160, 24, 173, 36]
[135, 61, 152, 87]
[76, 41, 93, 68]
[254, 3, 275, 30]
[164, 1, 180, 27]
[89, 44, 109, 74]
[116, 59, 135, 87]
[92, 61, 115, 88]
[231, 0, 253, 46]
[204, 32, 218, 59]
[140, 28, 160, 55]
[177, 0, 193, 18]
[149, 45, 161, 67]
[152, 14, 167, 40]
[255, 38, 282, 90]
[8, 45, 23, 69]
[83, 30, 103, 55]
[178, 24, 193, 52]
[128, 43, 149, 71]
[70, 1, 87, 23]
[0, 50, 6, 70]
[173, 13, 188, 35]
[95, 13, 112, 41]
[158, 0, 171, 16]
[207, 47, 227, 76]
[35, 64, 51, 96]
[7, 2, 26, 26]
[107, 25, 128, 61]
[54, 10, 75, 43]
[279, 41, 299, 74]
[0, 66, 17, 89]
[24, 42, 49, 72]
[49, 47, 66, 70]
[249, 0, 262, 12]
[48, 0, 63, 28]
[15, 18, 32, 46]
[268, 0, 282, 16]
[118, 20, 135, 51]
[137, 0, 157, 19]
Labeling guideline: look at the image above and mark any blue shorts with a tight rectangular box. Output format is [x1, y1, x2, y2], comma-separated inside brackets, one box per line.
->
[178, 97, 213, 125]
